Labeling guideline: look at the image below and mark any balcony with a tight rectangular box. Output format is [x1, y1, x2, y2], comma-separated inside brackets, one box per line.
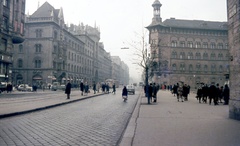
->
[12, 33, 24, 44]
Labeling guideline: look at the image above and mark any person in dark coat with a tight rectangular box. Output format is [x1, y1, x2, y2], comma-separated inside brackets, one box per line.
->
[93, 82, 96, 94]
[152, 83, 158, 102]
[122, 86, 128, 102]
[208, 83, 217, 105]
[112, 83, 116, 94]
[80, 81, 84, 96]
[202, 84, 209, 103]
[84, 82, 89, 96]
[223, 84, 230, 105]
[65, 80, 71, 99]
[148, 83, 153, 102]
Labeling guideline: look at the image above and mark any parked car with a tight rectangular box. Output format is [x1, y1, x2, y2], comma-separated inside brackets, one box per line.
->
[0, 82, 7, 93]
[51, 82, 61, 91]
[18, 84, 33, 92]
[127, 85, 135, 94]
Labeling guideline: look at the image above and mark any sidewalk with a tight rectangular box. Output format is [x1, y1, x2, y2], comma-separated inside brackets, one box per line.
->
[120, 90, 240, 146]
[0, 90, 104, 119]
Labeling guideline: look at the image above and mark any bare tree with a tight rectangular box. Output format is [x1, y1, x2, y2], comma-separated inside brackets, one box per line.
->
[123, 31, 159, 104]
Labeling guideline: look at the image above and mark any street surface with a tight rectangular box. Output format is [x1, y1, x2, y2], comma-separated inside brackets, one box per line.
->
[0, 88, 140, 146]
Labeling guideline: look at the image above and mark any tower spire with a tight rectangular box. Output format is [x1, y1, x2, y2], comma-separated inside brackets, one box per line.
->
[152, 0, 162, 24]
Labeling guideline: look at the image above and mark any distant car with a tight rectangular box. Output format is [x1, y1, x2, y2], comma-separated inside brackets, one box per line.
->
[51, 82, 61, 91]
[18, 84, 33, 92]
[0, 82, 7, 93]
[127, 85, 135, 95]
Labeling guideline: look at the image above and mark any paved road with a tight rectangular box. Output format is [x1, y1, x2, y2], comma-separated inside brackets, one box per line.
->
[0, 88, 140, 146]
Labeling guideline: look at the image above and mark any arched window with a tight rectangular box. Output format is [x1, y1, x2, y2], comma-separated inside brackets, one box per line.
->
[211, 64, 216, 73]
[219, 65, 223, 73]
[18, 59, 23, 68]
[171, 51, 177, 58]
[180, 41, 185, 47]
[187, 52, 193, 59]
[195, 52, 201, 59]
[34, 59, 41, 68]
[218, 43, 223, 49]
[203, 42, 208, 48]
[218, 53, 223, 60]
[195, 42, 201, 48]
[210, 53, 216, 60]
[187, 41, 193, 48]
[18, 44, 23, 53]
[171, 41, 177, 47]
[210, 43, 216, 49]
[172, 64, 177, 71]
[180, 63, 185, 72]
[203, 53, 208, 59]
[189, 64, 193, 72]
[180, 52, 185, 59]
[196, 64, 201, 72]
[35, 44, 42, 53]
[204, 65, 208, 73]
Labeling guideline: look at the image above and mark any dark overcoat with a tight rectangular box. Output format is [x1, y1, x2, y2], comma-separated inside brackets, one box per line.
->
[65, 83, 71, 94]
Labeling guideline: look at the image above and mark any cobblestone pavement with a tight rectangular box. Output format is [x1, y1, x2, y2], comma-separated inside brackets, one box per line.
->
[0, 89, 140, 146]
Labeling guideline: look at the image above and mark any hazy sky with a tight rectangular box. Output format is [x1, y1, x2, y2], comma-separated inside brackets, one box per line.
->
[26, 0, 227, 82]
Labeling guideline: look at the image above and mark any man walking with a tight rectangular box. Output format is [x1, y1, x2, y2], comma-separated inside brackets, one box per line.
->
[65, 80, 71, 99]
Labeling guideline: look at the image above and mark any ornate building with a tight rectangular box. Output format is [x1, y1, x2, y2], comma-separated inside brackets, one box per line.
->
[12, 2, 129, 87]
[147, 0, 229, 89]
[227, 0, 240, 120]
[0, 0, 25, 83]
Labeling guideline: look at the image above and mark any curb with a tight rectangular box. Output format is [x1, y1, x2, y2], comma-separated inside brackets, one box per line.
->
[119, 92, 143, 146]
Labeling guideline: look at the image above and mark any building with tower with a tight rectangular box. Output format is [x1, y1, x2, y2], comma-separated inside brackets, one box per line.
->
[147, 0, 229, 89]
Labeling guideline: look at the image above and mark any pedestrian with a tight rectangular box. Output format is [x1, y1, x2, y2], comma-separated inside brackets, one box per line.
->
[106, 83, 109, 94]
[214, 83, 220, 105]
[219, 86, 224, 103]
[223, 84, 230, 105]
[84, 82, 89, 96]
[80, 81, 84, 96]
[93, 82, 96, 94]
[148, 83, 153, 103]
[177, 82, 184, 102]
[208, 83, 217, 105]
[65, 80, 71, 99]
[112, 83, 116, 94]
[202, 84, 209, 103]
[122, 86, 128, 102]
[97, 82, 100, 93]
[152, 83, 158, 102]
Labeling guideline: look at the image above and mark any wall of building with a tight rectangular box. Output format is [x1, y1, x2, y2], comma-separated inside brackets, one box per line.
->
[227, 0, 240, 120]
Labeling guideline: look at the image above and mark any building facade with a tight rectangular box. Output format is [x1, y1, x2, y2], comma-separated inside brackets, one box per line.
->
[147, 0, 229, 89]
[12, 2, 129, 87]
[227, 0, 240, 120]
[111, 56, 129, 85]
[0, 0, 25, 83]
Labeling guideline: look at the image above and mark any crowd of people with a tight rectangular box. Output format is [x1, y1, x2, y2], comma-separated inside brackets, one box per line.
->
[65, 81, 117, 99]
[195, 83, 230, 105]
[144, 83, 160, 103]
[170, 82, 230, 105]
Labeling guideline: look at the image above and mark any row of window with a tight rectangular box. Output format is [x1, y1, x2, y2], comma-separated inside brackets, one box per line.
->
[155, 28, 227, 36]
[171, 41, 228, 49]
[171, 64, 229, 72]
[17, 59, 93, 75]
[171, 51, 228, 60]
